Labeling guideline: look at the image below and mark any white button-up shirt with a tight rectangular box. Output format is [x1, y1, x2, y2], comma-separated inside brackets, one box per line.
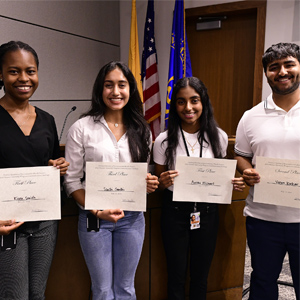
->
[64, 115, 139, 197]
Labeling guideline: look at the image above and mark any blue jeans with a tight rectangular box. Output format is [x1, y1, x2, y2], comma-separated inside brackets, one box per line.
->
[78, 209, 145, 300]
[247, 217, 300, 300]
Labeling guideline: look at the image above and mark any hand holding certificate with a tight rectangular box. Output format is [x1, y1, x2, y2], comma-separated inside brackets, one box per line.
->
[0, 166, 61, 222]
[173, 156, 237, 203]
[85, 162, 148, 211]
[254, 156, 300, 208]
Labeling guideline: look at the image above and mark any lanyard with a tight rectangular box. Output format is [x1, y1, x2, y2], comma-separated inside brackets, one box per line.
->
[179, 126, 203, 212]
[179, 126, 203, 158]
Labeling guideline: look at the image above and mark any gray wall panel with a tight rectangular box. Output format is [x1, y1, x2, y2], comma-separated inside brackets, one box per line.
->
[30, 100, 91, 144]
[0, 0, 120, 142]
[0, 1, 120, 45]
[0, 11, 119, 100]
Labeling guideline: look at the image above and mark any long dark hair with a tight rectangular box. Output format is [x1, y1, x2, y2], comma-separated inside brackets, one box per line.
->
[164, 77, 223, 169]
[82, 61, 150, 162]
[0, 41, 39, 90]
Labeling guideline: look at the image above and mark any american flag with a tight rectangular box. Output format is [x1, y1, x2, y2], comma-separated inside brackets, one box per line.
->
[141, 0, 161, 140]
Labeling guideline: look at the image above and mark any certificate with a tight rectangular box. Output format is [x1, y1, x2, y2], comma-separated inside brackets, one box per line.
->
[173, 156, 237, 204]
[254, 156, 300, 208]
[0, 166, 61, 222]
[85, 162, 147, 211]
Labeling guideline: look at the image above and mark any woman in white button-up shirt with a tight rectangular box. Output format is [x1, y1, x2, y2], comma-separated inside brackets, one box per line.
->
[64, 61, 159, 300]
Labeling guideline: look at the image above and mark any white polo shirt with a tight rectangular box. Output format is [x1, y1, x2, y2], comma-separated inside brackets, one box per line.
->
[235, 94, 300, 223]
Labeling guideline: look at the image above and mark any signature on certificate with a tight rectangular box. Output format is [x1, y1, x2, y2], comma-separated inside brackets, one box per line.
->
[270, 180, 299, 187]
[102, 187, 125, 192]
[13, 180, 37, 185]
[2, 195, 45, 203]
[190, 181, 220, 187]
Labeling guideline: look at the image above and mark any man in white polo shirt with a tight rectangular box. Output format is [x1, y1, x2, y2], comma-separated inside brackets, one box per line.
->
[235, 43, 300, 300]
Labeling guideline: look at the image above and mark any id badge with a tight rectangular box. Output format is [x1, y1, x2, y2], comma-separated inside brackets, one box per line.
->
[190, 212, 200, 230]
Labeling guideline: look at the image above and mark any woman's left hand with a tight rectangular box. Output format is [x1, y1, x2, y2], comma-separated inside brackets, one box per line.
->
[0, 220, 24, 235]
[232, 177, 246, 192]
[91, 209, 124, 223]
[146, 173, 159, 193]
[48, 157, 70, 176]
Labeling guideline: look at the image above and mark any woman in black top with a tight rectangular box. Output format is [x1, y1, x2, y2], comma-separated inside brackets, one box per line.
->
[0, 41, 69, 299]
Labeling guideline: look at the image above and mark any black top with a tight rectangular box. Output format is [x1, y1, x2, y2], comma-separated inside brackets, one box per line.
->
[0, 105, 60, 168]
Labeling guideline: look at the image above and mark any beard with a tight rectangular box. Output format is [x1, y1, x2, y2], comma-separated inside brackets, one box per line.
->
[268, 76, 300, 95]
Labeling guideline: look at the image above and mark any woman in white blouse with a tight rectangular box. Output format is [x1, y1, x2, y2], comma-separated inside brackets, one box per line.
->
[64, 61, 159, 300]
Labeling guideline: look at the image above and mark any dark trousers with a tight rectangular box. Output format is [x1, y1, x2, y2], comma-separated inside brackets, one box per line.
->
[247, 217, 300, 300]
[161, 190, 219, 300]
[0, 220, 58, 300]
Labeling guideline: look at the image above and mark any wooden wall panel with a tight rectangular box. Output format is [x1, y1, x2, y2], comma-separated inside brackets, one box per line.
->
[45, 200, 91, 299]
[135, 210, 150, 298]
[149, 208, 168, 299]
[207, 287, 243, 300]
[207, 201, 247, 291]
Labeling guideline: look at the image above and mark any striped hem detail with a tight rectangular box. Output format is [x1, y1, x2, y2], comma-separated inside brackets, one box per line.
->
[234, 148, 253, 158]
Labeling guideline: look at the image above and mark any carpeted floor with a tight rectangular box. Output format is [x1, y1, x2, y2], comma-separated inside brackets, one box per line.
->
[242, 244, 297, 300]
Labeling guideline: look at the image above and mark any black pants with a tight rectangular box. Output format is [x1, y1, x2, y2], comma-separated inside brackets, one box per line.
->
[161, 189, 219, 300]
[247, 217, 299, 300]
[0, 220, 58, 300]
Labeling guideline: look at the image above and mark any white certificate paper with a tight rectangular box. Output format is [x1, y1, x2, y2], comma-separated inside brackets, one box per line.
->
[0, 166, 61, 222]
[254, 156, 300, 208]
[173, 156, 237, 204]
[85, 162, 147, 211]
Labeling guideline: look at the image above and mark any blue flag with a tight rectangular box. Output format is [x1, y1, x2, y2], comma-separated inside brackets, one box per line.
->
[165, 0, 192, 129]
